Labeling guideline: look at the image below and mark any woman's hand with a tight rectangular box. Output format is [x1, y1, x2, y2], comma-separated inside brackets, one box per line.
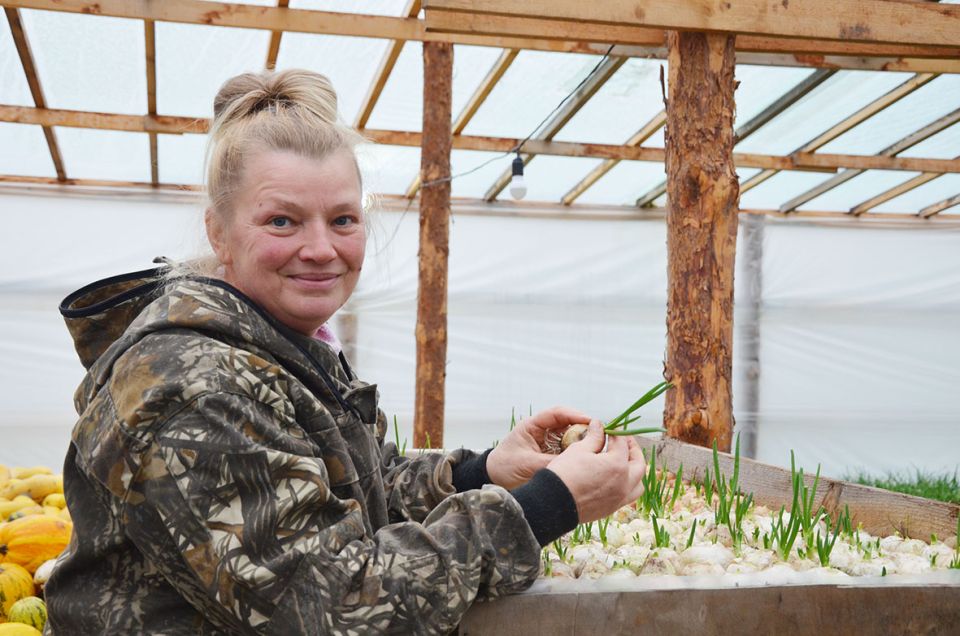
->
[486, 406, 591, 490]
[545, 420, 647, 523]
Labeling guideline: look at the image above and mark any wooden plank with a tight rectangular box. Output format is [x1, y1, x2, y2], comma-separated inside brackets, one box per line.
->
[405, 47, 519, 199]
[637, 436, 960, 540]
[264, 0, 289, 70]
[426, 0, 960, 48]
[850, 172, 943, 215]
[459, 584, 960, 635]
[144, 19, 158, 186]
[4, 7, 66, 181]
[779, 106, 960, 213]
[5, 106, 960, 174]
[427, 8, 960, 59]
[482, 55, 627, 202]
[6, 0, 960, 73]
[920, 192, 960, 217]
[413, 41, 453, 449]
[561, 110, 666, 205]
[0, 174, 201, 190]
[354, 0, 421, 129]
[663, 31, 738, 450]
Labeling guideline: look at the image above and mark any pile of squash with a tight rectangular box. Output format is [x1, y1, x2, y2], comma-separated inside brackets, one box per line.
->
[0, 465, 73, 635]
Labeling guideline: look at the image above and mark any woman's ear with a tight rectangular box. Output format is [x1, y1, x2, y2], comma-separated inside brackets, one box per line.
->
[205, 208, 231, 266]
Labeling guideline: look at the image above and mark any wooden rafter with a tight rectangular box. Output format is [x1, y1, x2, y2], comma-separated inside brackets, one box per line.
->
[4, 7, 66, 180]
[738, 72, 939, 198]
[849, 172, 945, 215]
[919, 192, 960, 218]
[405, 47, 519, 199]
[145, 19, 158, 185]
[354, 0, 421, 129]
[779, 106, 960, 213]
[635, 69, 836, 208]
[425, 0, 960, 48]
[3, 1, 958, 72]
[5, 105, 960, 174]
[561, 109, 666, 205]
[425, 9, 960, 60]
[265, 0, 290, 70]
[483, 55, 626, 201]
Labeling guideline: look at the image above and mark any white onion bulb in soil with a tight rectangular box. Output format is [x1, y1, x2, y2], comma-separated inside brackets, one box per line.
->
[541, 471, 959, 580]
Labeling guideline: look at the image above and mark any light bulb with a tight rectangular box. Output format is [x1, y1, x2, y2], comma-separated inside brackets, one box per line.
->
[509, 155, 527, 200]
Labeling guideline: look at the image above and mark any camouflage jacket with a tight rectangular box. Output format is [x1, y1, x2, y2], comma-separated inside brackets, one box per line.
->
[47, 269, 543, 635]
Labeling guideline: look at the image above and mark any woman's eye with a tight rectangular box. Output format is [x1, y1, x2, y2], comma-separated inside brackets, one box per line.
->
[269, 216, 290, 228]
[333, 215, 356, 227]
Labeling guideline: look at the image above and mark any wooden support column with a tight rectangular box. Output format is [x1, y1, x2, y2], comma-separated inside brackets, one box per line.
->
[663, 31, 738, 451]
[414, 41, 453, 449]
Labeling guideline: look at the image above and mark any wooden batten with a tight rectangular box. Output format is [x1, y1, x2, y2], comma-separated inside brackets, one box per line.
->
[413, 41, 453, 449]
[663, 31, 739, 451]
[850, 172, 943, 215]
[264, 0, 290, 70]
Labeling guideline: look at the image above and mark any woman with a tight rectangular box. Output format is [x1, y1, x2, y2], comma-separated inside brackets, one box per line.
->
[48, 69, 646, 634]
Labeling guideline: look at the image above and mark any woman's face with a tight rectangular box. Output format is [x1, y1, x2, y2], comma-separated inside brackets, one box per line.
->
[207, 148, 365, 335]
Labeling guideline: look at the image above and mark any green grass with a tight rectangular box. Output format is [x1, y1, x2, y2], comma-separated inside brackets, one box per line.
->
[847, 470, 960, 505]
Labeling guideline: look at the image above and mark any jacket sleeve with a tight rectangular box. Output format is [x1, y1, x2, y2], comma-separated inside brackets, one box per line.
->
[122, 392, 542, 636]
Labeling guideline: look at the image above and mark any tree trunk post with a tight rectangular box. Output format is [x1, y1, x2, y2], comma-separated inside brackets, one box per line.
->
[663, 31, 739, 452]
[414, 41, 453, 449]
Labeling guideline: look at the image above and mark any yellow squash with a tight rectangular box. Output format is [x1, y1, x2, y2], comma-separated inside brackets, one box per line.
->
[0, 563, 34, 621]
[0, 517, 72, 574]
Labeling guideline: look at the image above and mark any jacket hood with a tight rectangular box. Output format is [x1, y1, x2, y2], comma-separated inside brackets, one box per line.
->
[60, 267, 168, 370]
[60, 267, 359, 417]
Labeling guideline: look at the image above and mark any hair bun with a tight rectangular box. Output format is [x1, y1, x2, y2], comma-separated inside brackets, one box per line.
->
[212, 69, 339, 126]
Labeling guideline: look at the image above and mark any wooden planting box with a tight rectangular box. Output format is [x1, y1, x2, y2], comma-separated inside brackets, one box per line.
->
[457, 437, 960, 635]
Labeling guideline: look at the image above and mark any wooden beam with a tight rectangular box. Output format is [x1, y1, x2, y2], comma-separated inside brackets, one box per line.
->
[663, 31, 738, 451]
[264, 0, 289, 70]
[919, 192, 960, 218]
[780, 106, 960, 213]
[561, 110, 666, 205]
[144, 19, 159, 186]
[2, 176, 957, 223]
[635, 69, 836, 208]
[4, 7, 66, 181]
[6, 105, 960, 174]
[4, 0, 959, 72]
[483, 55, 627, 201]
[426, 8, 960, 60]
[425, 0, 960, 48]
[849, 172, 943, 215]
[413, 41, 453, 450]
[354, 0, 421, 129]
[404, 47, 519, 198]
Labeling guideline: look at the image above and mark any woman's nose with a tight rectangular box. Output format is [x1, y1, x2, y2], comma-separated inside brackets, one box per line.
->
[298, 224, 338, 262]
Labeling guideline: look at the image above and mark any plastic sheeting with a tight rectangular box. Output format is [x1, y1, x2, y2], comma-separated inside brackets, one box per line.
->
[1, 188, 958, 480]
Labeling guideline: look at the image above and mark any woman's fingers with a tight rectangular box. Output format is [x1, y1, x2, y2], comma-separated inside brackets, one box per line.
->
[526, 406, 592, 431]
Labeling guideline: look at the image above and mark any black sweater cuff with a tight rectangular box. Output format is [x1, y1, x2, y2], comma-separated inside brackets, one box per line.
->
[451, 448, 493, 493]
[510, 469, 579, 547]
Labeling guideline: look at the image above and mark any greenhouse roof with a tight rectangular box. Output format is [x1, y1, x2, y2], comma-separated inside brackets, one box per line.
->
[1, 0, 959, 221]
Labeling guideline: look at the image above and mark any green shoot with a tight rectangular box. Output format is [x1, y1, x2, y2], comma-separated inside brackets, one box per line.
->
[881, 566, 887, 576]
[686, 518, 698, 549]
[931, 553, 938, 567]
[651, 515, 671, 548]
[790, 451, 824, 551]
[638, 445, 669, 518]
[837, 504, 853, 539]
[542, 550, 552, 576]
[598, 516, 611, 546]
[950, 516, 960, 569]
[552, 539, 568, 563]
[709, 435, 753, 553]
[771, 505, 801, 561]
[510, 407, 517, 431]
[814, 516, 842, 566]
[762, 531, 772, 550]
[424, 432, 432, 450]
[604, 381, 672, 432]
[392, 415, 408, 457]
[669, 464, 684, 512]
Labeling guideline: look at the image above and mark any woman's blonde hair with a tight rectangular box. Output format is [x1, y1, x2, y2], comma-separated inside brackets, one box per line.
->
[170, 69, 367, 280]
[206, 68, 366, 217]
